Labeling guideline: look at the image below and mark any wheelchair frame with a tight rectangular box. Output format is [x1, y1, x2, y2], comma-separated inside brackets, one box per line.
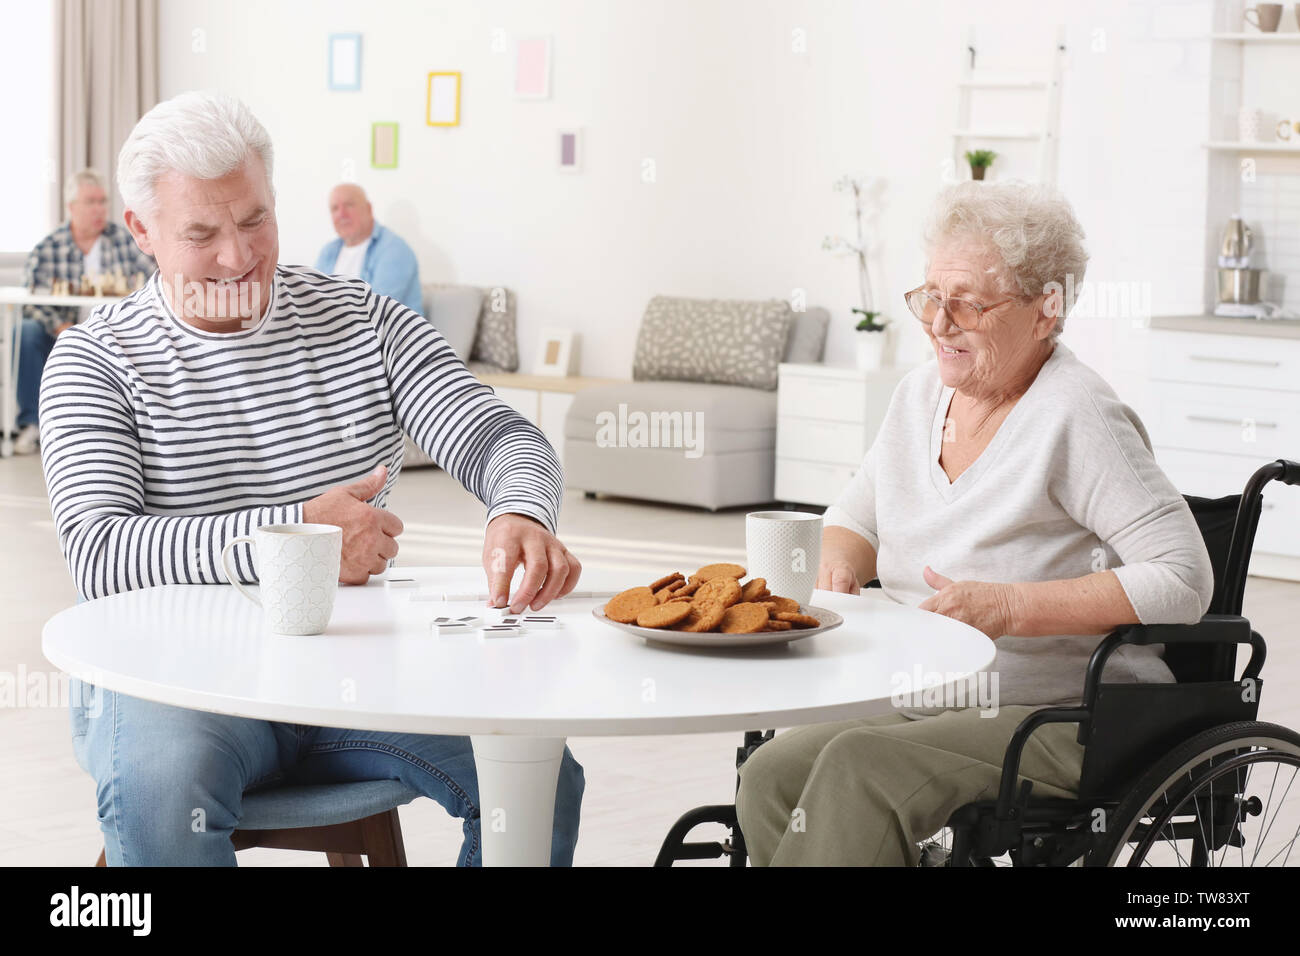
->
[654, 458, 1300, 867]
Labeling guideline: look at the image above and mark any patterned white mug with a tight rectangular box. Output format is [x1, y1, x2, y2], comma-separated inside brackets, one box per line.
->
[746, 511, 823, 607]
[220, 523, 342, 635]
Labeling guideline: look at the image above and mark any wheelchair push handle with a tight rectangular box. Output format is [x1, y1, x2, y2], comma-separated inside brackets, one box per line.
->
[1278, 458, 1300, 487]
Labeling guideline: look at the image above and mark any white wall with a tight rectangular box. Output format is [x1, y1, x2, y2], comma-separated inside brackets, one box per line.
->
[156, 0, 1218, 385]
[0, 0, 55, 251]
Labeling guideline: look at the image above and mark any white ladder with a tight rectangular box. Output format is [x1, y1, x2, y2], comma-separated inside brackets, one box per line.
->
[952, 25, 1067, 185]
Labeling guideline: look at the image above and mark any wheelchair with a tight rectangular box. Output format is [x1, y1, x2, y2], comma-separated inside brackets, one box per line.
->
[654, 458, 1300, 867]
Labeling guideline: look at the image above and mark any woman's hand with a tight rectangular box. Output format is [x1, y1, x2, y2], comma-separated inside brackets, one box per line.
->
[816, 558, 861, 594]
[918, 566, 1018, 640]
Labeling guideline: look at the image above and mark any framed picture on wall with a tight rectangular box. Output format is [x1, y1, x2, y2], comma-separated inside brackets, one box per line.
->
[558, 129, 582, 172]
[427, 72, 462, 126]
[329, 33, 362, 91]
[514, 36, 551, 99]
[533, 328, 576, 377]
[371, 122, 399, 168]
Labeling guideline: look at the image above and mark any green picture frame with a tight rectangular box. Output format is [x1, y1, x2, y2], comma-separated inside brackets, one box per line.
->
[371, 122, 399, 169]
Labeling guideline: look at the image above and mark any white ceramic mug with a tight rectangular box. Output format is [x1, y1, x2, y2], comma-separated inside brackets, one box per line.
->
[220, 523, 342, 635]
[746, 511, 823, 607]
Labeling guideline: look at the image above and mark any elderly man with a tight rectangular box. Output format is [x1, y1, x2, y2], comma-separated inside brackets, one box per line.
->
[315, 183, 422, 314]
[39, 91, 585, 866]
[14, 169, 155, 454]
[735, 181, 1215, 866]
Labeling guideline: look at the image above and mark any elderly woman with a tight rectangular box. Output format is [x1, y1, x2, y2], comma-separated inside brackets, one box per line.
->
[734, 181, 1214, 866]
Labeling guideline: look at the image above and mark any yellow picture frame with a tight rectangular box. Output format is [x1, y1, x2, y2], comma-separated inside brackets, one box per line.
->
[426, 72, 461, 127]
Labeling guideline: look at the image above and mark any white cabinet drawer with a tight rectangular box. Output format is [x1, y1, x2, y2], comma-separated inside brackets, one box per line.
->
[776, 417, 867, 466]
[778, 376, 868, 424]
[776, 459, 856, 507]
[494, 386, 539, 424]
[1148, 330, 1300, 392]
[1153, 448, 1300, 558]
[1148, 382, 1300, 460]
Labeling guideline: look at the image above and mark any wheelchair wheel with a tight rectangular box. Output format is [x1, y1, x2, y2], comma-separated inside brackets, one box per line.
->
[1088, 721, 1300, 867]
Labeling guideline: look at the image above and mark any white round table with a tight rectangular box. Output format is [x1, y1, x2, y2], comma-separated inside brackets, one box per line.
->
[42, 566, 995, 866]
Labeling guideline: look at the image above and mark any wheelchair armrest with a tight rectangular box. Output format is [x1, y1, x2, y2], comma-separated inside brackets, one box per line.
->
[1082, 615, 1265, 709]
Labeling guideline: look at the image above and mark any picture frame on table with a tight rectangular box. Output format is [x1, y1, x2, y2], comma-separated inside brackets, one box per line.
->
[427, 72, 462, 127]
[533, 328, 577, 377]
[328, 33, 362, 91]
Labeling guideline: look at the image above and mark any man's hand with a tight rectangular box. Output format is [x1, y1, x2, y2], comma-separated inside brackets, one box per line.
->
[303, 464, 403, 585]
[483, 513, 582, 613]
[917, 566, 1017, 640]
[54, 322, 75, 336]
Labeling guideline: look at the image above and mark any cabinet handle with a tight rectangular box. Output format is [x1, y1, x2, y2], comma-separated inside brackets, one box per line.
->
[1185, 415, 1278, 428]
[1187, 355, 1281, 368]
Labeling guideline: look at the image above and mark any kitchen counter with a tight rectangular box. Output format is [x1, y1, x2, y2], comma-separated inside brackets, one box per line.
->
[1150, 314, 1300, 339]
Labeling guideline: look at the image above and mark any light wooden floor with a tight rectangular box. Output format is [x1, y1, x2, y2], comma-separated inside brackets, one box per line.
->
[2, 454, 1297, 866]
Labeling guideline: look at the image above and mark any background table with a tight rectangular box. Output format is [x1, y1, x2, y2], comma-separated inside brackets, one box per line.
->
[0, 287, 125, 456]
[42, 566, 995, 865]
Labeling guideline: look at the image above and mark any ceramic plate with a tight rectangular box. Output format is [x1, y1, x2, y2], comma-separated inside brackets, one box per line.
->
[592, 603, 843, 648]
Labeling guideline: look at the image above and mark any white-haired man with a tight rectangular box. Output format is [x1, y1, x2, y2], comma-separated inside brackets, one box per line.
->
[15, 169, 155, 453]
[39, 91, 585, 866]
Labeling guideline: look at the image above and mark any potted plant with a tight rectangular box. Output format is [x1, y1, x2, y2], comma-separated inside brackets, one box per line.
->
[964, 149, 997, 181]
[824, 175, 892, 371]
[852, 308, 889, 371]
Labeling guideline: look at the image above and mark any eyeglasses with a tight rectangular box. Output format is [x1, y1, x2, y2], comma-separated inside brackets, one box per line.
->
[904, 286, 1016, 331]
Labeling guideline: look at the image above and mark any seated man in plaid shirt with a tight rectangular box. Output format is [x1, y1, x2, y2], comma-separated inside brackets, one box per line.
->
[15, 168, 155, 454]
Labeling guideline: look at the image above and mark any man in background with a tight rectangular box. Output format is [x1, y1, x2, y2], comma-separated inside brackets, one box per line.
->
[15, 169, 155, 454]
[315, 183, 422, 314]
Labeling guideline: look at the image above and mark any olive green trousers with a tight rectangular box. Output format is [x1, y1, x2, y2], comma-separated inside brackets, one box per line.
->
[735, 704, 1086, 866]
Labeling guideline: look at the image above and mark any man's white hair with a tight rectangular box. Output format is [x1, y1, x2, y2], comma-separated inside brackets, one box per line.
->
[924, 180, 1089, 337]
[64, 168, 108, 206]
[117, 91, 274, 221]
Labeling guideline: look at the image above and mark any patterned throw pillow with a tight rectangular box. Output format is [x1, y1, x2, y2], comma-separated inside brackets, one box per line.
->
[632, 296, 795, 391]
[470, 285, 519, 371]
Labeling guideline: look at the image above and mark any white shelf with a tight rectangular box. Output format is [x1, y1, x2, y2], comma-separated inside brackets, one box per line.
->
[952, 128, 1040, 140]
[1205, 140, 1300, 152]
[1211, 32, 1300, 42]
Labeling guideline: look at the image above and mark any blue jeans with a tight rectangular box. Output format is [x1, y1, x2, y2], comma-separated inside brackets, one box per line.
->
[69, 679, 584, 866]
[15, 319, 55, 428]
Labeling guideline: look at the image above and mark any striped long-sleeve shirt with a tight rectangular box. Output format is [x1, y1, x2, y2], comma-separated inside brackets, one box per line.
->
[38, 264, 563, 600]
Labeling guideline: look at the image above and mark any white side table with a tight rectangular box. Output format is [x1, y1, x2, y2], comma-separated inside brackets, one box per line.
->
[775, 362, 912, 506]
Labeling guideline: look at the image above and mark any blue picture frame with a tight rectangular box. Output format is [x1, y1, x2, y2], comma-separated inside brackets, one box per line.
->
[328, 33, 362, 91]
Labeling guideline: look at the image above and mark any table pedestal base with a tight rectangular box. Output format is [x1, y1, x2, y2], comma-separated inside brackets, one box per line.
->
[470, 735, 567, 866]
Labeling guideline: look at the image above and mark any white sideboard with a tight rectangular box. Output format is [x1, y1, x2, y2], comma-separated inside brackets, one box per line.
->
[478, 373, 624, 469]
[775, 363, 912, 507]
[1140, 319, 1300, 581]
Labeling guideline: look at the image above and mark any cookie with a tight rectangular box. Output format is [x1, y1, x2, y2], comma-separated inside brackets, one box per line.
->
[740, 578, 767, 602]
[719, 603, 770, 634]
[775, 611, 820, 629]
[763, 620, 794, 631]
[766, 596, 801, 614]
[673, 580, 701, 598]
[674, 602, 726, 633]
[653, 586, 679, 604]
[649, 572, 684, 592]
[695, 563, 746, 581]
[636, 602, 694, 629]
[605, 587, 658, 624]
[692, 576, 741, 609]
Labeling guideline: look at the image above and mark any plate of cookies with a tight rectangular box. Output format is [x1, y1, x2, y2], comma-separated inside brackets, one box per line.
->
[593, 563, 842, 648]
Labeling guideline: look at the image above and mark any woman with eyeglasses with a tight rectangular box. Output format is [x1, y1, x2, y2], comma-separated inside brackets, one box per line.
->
[734, 181, 1214, 866]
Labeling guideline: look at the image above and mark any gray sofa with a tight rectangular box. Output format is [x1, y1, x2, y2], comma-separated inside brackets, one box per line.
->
[564, 296, 829, 510]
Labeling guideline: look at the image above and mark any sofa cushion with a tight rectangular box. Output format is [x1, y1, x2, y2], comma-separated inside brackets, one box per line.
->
[422, 285, 483, 361]
[424, 283, 519, 371]
[632, 296, 794, 391]
[783, 307, 830, 364]
[565, 381, 777, 455]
